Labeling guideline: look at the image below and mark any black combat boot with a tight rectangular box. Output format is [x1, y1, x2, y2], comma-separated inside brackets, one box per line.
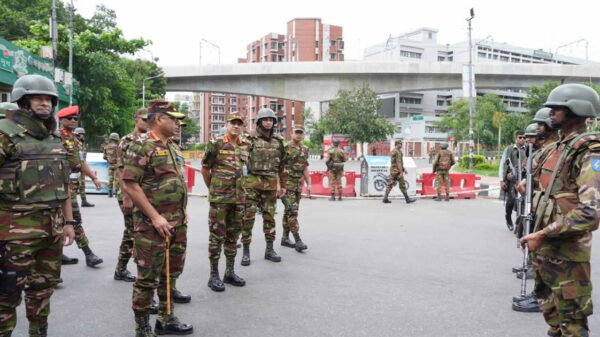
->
[293, 232, 307, 252]
[134, 311, 156, 337]
[264, 241, 282, 262]
[434, 194, 442, 201]
[338, 193, 342, 201]
[108, 190, 113, 198]
[281, 230, 295, 248]
[445, 193, 450, 202]
[173, 290, 191, 304]
[404, 194, 417, 204]
[114, 259, 136, 282]
[155, 315, 193, 336]
[329, 193, 336, 201]
[80, 198, 95, 207]
[382, 195, 391, 203]
[223, 258, 246, 287]
[62, 253, 78, 265]
[29, 320, 48, 337]
[512, 294, 541, 312]
[207, 262, 225, 292]
[82, 245, 103, 267]
[241, 243, 251, 266]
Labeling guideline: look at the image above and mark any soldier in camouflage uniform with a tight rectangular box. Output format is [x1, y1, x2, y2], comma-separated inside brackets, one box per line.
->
[382, 138, 417, 204]
[0, 74, 76, 337]
[521, 84, 600, 337]
[114, 108, 149, 284]
[74, 127, 94, 207]
[432, 142, 455, 202]
[241, 108, 286, 266]
[0, 102, 18, 120]
[121, 99, 193, 336]
[57, 106, 104, 268]
[280, 125, 310, 252]
[103, 132, 120, 197]
[201, 112, 248, 292]
[500, 131, 526, 232]
[326, 139, 346, 201]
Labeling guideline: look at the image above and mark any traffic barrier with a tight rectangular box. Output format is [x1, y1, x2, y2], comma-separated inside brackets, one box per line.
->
[185, 161, 195, 193]
[417, 173, 480, 199]
[302, 171, 357, 197]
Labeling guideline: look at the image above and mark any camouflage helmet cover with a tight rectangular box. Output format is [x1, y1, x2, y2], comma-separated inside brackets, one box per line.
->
[440, 142, 449, 149]
[109, 132, 120, 140]
[11, 74, 58, 107]
[256, 108, 277, 125]
[544, 83, 600, 117]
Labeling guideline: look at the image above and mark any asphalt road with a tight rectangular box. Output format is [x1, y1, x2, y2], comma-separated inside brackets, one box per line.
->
[12, 191, 600, 336]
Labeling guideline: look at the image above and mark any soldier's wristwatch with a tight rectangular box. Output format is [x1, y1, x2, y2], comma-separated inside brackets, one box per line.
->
[64, 220, 78, 226]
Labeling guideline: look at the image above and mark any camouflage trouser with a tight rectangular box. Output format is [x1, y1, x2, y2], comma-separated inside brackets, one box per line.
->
[435, 170, 450, 195]
[241, 188, 277, 244]
[70, 179, 89, 249]
[117, 200, 134, 262]
[329, 170, 343, 195]
[208, 203, 244, 263]
[0, 235, 62, 335]
[384, 171, 408, 196]
[534, 254, 592, 337]
[281, 189, 302, 234]
[78, 173, 86, 199]
[132, 221, 187, 319]
[108, 165, 118, 192]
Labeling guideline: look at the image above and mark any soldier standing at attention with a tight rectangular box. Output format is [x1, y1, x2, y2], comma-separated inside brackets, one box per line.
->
[382, 138, 417, 204]
[432, 142, 455, 201]
[58, 106, 104, 267]
[240, 108, 286, 266]
[201, 112, 248, 292]
[0, 74, 76, 337]
[499, 131, 526, 231]
[520, 84, 600, 337]
[121, 99, 192, 336]
[326, 139, 346, 201]
[74, 127, 94, 207]
[103, 132, 120, 197]
[113, 108, 149, 284]
[280, 125, 310, 252]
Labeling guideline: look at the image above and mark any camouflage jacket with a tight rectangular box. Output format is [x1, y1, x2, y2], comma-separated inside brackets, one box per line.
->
[326, 147, 346, 172]
[0, 109, 68, 240]
[103, 140, 119, 165]
[122, 131, 187, 226]
[502, 145, 526, 182]
[60, 129, 83, 177]
[116, 131, 140, 201]
[245, 131, 286, 191]
[283, 141, 309, 191]
[535, 126, 600, 262]
[433, 149, 455, 171]
[389, 148, 405, 174]
[202, 135, 249, 204]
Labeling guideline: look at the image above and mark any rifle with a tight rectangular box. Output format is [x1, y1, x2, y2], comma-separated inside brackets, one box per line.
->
[514, 148, 524, 238]
[516, 143, 534, 301]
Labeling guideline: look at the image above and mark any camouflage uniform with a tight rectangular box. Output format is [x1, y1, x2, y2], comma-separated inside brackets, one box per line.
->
[432, 148, 455, 199]
[115, 133, 137, 269]
[122, 131, 188, 320]
[532, 126, 600, 337]
[326, 146, 346, 196]
[281, 141, 309, 235]
[60, 129, 90, 249]
[103, 139, 119, 192]
[241, 131, 285, 246]
[78, 139, 88, 199]
[384, 147, 409, 197]
[0, 109, 69, 336]
[202, 135, 248, 263]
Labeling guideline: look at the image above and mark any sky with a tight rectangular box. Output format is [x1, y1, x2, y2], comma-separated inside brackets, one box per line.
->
[74, 0, 599, 67]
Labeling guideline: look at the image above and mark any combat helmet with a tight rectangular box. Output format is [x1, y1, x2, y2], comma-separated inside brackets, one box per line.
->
[109, 132, 120, 141]
[0, 102, 18, 119]
[11, 74, 58, 108]
[74, 127, 85, 135]
[532, 108, 552, 128]
[256, 108, 277, 125]
[440, 142, 449, 149]
[544, 83, 600, 117]
[524, 123, 538, 137]
[332, 139, 340, 146]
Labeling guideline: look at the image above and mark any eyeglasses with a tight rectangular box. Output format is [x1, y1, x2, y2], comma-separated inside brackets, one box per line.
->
[65, 116, 78, 121]
[294, 130, 304, 134]
[517, 136, 525, 139]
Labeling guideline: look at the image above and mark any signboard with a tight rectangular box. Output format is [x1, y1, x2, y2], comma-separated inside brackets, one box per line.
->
[0, 46, 12, 72]
[533, 49, 553, 59]
[323, 134, 355, 158]
[412, 115, 424, 121]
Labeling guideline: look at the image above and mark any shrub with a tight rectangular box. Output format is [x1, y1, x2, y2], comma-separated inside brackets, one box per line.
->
[460, 155, 485, 168]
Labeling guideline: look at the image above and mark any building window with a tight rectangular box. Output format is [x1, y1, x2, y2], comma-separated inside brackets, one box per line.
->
[271, 54, 277, 62]
[339, 53, 344, 61]
[478, 52, 486, 58]
[428, 32, 432, 39]
[330, 53, 336, 61]
[315, 41, 319, 48]
[400, 50, 422, 59]
[399, 97, 422, 105]
[315, 54, 319, 60]
[437, 100, 444, 106]
[500, 56, 509, 62]
[437, 56, 445, 61]
[271, 42, 277, 49]
[330, 40, 336, 47]
[339, 40, 344, 49]
[211, 105, 225, 113]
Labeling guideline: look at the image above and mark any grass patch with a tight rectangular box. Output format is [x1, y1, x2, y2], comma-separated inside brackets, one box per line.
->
[453, 165, 499, 177]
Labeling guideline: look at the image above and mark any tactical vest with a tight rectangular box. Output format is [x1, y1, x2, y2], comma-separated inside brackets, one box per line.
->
[249, 136, 283, 176]
[437, 150, 453, 170]
[104, 142, 118, 164]
[286, 144, 308, 179]
[0, 119, 69, 211]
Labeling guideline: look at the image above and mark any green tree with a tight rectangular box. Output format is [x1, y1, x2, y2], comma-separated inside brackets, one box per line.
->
[313, 84, 395, 144]
[524, 81, 560, 114]
[172, 101, 200, 145]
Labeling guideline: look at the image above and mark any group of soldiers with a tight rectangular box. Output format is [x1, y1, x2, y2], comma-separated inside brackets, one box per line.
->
[500, 83, 600, 336]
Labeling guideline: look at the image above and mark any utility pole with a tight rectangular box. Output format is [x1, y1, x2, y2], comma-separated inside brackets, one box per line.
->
[68, 0, 74, 106]
[467, 8, 475, 171]
[51, 0, 58, 68]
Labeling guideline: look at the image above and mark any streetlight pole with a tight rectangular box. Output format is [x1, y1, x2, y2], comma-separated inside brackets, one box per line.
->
[142, 74, 164, 107]
[201, 38, 221, 64]
[467, 8, 475, 171]
[68, 0, 73, 106]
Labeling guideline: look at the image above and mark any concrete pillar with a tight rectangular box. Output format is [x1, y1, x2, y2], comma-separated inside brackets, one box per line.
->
[356, 142, 362, 158]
